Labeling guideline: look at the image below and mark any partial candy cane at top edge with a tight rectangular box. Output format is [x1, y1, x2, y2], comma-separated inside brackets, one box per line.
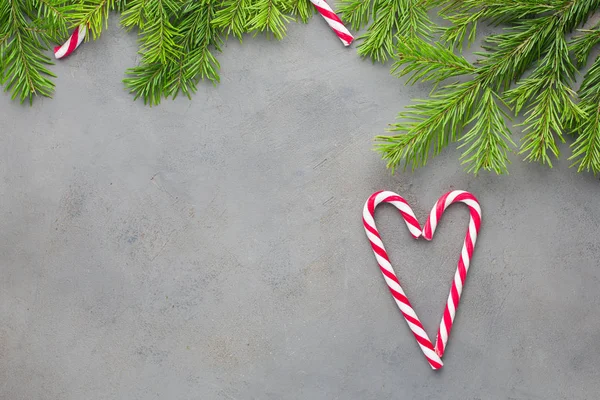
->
[362, 190, 482, 369]
[309, 0, 354, 46]
[54, 25, 87, 59]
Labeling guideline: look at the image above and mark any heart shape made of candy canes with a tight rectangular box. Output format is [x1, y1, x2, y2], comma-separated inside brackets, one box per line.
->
[362, 190, 482, 370]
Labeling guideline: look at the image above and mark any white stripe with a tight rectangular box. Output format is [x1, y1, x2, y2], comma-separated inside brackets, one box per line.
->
[439, 320, 448, 345]
[454, 270, 463, 294]
[418, 344, 443, 368]
[407, 224, 422, 238]
[462, 198, 480, 212]
[427, 203, 438, 233]
[396, 301, 419, 321]
[375, 191, 395, 205]
[406, 320, 429, 341]
[469, 218, 478, 243]
[387, 200, 415, 217]
[445, 190, 464, 207]
[375, 253, 393, 271]
[365, 230, 384, 250]
[322, 18, 351, 36]
[54, 25, 86, 59]
[461, 245, 469, 269]
[54, 36, 72, 59]
[447, 294, 456, 320]
[383, 274, 403, 295]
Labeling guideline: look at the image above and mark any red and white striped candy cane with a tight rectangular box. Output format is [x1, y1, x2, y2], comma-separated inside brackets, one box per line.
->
[54, 25, 87, 59]
[362, 191, 442, 369]
[362, 190, 482, 369]
[422, 190, 481, 359]
[309, 0, 354, 46]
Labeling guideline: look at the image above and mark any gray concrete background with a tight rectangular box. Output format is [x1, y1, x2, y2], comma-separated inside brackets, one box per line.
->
[2, 15, 600, 400]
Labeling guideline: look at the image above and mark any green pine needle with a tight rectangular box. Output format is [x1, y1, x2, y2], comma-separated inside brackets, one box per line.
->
[212, 0, 251, 41]
[246, 0, 292, 40]
[368, 0, 600, 175]
[570, 57, 600, 173]
[570, 26, 600, 67]
[376, 81, 481, 172]
[2, 0, 318, 106]
[458, 88, 514, 174]
[1, 0, 56, 104]
[392, 37, 476, 84]
[340, 0, 432, 63]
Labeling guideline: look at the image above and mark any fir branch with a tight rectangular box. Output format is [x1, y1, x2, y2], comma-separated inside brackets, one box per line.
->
[557, 0, 600, 32]
[502, 1, 598, 165]
[376, 81, 481, 171]
[476, 16, 557, 92]
[166, 0, 221, 99]
[570, 57, 600, 173]
[337, 0, 372, 31]
[353, 0, 432, 63]
[458, 87, 514, 174]
[570, 26, 600, 67]
[0, 0, 56, 104]
[121, 0, 149, 29]
[392, 37, 476, 84]
[245, 0, 292, 40]
[283, 0, 313, 23]
[136, 0, 182, 64]
[123, 62, 169, 105]
[27, 0, 70, 43]
[212, 0, 250, 41]
[124, 0, 222, 104]
[59, 0, 121, 40]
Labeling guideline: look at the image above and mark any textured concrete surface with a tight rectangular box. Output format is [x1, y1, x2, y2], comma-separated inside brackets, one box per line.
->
[2, 16, 600, 400]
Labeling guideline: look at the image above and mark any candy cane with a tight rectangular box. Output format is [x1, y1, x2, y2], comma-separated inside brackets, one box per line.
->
[54, 25, 87, 59]
[362, 190, 482, 369]
[422, 190, 482, 359]
[309, 0, 354, 46]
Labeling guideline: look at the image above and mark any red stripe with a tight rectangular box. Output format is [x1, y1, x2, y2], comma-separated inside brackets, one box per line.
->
[457, 257, 467, 283]
[380, 267, 401, 288]
[399, 212, 421, 237]
[436, 192, 450, 221]
[384, 195, 407, 204]
[436, 336, 444, 357]
[334, 30, 355, 45]
[371, 242, 390, 263]
[423, 222, 431, 240]
[465, 234, 474, 259]
[66, 27, 80, 55]
[451, 283, 460, 311]
[54, 26, 80, 58]
[471, 209, 481, 231]
[363, 217, 381, 239]
[413, 332, 435, 351]
[313, 4, 343, 24]
[312, 4, 354, 44]
[443, 308, 452, 343]
[427, 357, 443, 370]
[367, 192, 381, 215]
[401, 311, 425, 331]
[381, 195, 421, 235]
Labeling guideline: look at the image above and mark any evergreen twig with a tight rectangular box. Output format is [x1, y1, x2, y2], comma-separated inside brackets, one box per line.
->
[367, 0, 600, 175]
